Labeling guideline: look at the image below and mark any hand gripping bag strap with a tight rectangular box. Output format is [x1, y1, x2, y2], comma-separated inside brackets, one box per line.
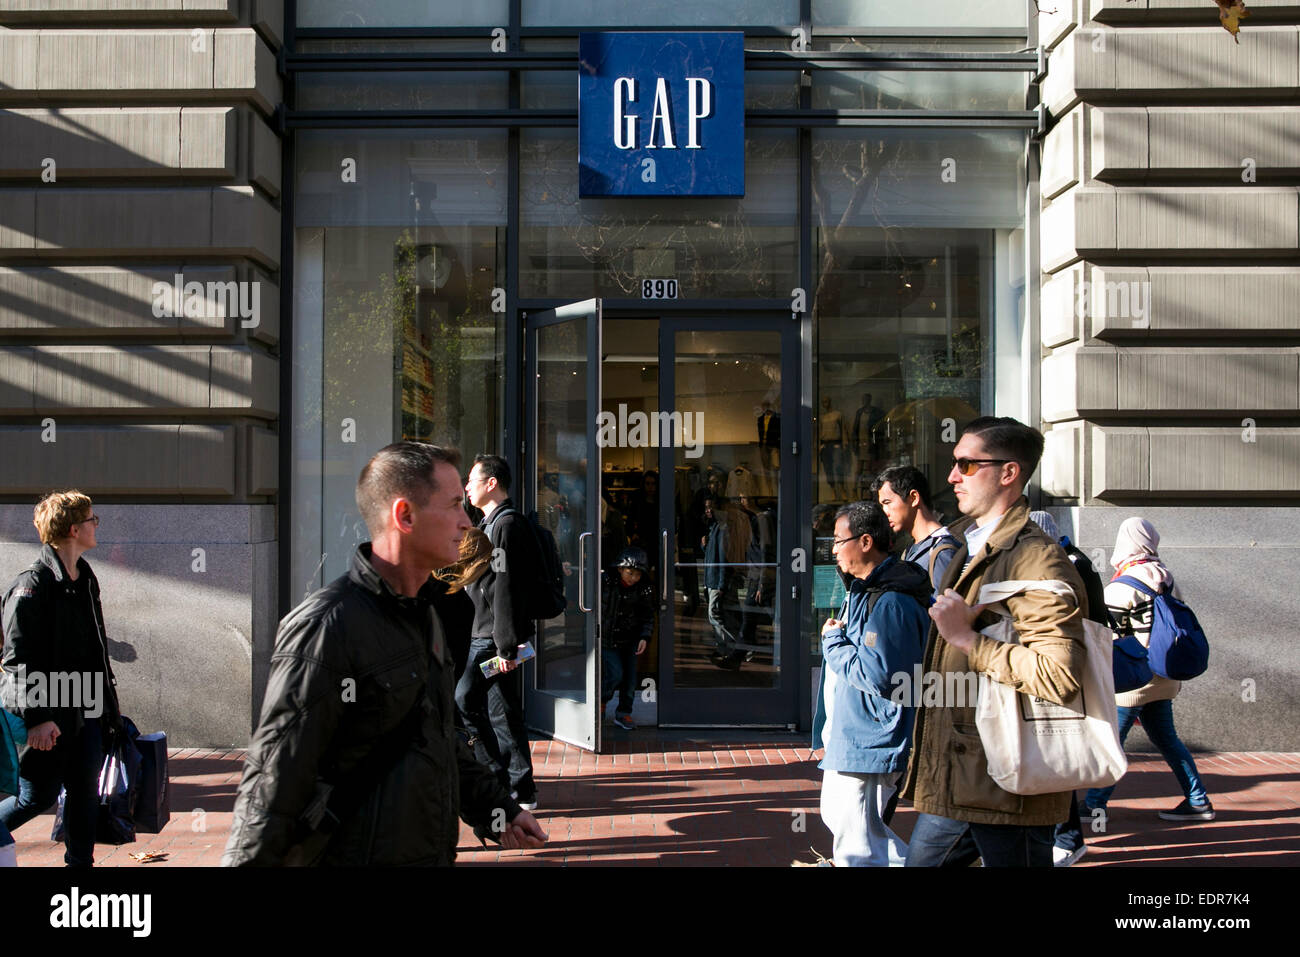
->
[971, 579, 1127, 796]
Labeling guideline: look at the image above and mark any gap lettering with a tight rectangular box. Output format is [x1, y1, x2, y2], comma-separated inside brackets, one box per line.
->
[579, 32, 744, 197]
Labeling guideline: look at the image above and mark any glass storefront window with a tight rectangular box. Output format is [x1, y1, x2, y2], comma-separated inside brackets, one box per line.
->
[295, 72, 510, 112]
[523, 1, 799, 27]
[813, 70, 1026, 111]
[295, 39, 503, 53]
[812, 0, 1028, 30]
[292, 131, 507, 595]
[809, 127, 1026, 631]
[520, 130, 798, 299]
[297, 0, 510, 28]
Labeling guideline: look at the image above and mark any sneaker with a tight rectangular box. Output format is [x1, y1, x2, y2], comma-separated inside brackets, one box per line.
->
[1158, 799, 1214, 822]
[613, 714, 636, 731]
[1053, 845, 1087, 867]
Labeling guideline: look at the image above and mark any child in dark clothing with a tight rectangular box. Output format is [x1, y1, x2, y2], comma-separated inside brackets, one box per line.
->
[601, 547, 656, 730]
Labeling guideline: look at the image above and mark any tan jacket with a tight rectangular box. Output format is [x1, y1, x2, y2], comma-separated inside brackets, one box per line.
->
[900, 496, 1089, 827]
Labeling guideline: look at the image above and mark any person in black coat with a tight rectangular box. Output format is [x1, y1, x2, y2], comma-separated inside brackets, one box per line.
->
[224, 444, 546, 865]
[1, 490, 123, 867]
[601, 548, 657, 730]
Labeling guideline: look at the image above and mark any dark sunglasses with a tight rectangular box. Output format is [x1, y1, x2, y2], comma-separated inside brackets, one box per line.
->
[952, 458, 1010, 476]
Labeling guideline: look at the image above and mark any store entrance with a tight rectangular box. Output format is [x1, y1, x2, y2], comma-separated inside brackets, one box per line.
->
[602, 315, 799, 729]
[522, 304, 800, 749]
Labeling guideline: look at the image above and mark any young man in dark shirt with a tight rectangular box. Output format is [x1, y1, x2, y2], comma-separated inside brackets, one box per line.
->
[873, 466, 961, 594]
[460, 454, 541, 809]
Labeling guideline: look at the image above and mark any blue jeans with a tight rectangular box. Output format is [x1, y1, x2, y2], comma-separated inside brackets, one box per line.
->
[1054, 792, 1085, 852]
[601, 644, 637, 718]
[1085, 700, 1209, 808]
[0, 718, 103, 866]
[905, 812, 1054, 867]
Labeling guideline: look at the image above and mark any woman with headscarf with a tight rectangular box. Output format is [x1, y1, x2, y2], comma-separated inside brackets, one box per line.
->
[1083, 518, 1214, 823]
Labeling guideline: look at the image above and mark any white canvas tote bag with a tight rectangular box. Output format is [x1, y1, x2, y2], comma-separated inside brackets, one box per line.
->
[973, 579, 1127, 795]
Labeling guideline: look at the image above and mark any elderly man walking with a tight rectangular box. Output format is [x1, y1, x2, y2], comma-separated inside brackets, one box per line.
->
[812, 501, 930, 866]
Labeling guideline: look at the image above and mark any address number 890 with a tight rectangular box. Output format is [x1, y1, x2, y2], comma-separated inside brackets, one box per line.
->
[641, 279, 679, 300]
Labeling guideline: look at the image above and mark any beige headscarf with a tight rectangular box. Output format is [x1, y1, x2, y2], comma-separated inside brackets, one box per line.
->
[1110, 517, 1173, 588]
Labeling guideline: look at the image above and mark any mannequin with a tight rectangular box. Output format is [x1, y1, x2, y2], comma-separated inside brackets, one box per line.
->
[756, 401, 780, 495]
[818, 396, 846, 499]
[851, 392, 884, 497]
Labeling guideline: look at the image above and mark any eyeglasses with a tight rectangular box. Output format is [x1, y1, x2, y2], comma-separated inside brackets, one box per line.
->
[78, 515, 100, 528]
[952, 458, 1011, 476]
[831, 536, 860, 547]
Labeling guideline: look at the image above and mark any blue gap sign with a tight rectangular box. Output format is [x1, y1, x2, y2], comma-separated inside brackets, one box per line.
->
[579, 32, 745, 197]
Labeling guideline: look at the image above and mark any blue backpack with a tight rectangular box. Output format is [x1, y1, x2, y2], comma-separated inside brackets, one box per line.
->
[1113, 576, 1209, 681]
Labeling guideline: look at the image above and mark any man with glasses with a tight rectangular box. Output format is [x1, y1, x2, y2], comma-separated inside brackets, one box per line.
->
[812, 501, 930, 865]
[1, 491, 124, 866]
[898, 417, 1088, 867]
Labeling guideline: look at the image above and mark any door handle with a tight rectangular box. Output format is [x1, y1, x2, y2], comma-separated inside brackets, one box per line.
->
[578, 531, 593, 612]
[661, 529, 670, 603]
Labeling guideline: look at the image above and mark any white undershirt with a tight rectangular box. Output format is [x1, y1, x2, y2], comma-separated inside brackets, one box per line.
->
[961, 513, 1004, 574]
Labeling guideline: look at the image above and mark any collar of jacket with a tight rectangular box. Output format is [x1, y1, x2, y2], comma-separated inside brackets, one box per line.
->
[846, 554, 898, 593]
[479, 497, 516, 530]
[39, 543, 89, 584]
[349, 543, 440, 606]
[945, 495, 1033, 585]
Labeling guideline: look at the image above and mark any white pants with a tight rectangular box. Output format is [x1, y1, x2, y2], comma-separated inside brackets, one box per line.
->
[820, 769, 908, 867]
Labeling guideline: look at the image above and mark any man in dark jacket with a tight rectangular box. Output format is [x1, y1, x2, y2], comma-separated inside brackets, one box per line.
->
[812, 501, 931, 866]
[1, 490, 123, 867]
[223, 443, 546, 866]
[459, 453, 540, 808]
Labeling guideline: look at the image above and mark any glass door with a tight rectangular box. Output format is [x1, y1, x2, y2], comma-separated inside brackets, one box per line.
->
[657, 317, 798, 727]
[523, 299, 603, 751]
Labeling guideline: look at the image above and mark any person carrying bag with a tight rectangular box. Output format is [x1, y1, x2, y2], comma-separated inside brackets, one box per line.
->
[973, 579, 1128, 796]
[1083, 518, 1216, 823]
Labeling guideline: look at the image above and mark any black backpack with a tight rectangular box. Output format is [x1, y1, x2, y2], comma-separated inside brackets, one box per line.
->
[487, 506, 568, 621]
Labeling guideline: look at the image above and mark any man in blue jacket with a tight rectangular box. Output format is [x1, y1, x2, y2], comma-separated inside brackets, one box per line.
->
[812, 501, 931, 866]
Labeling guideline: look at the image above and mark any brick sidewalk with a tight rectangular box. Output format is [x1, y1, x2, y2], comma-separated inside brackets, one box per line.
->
[9, 741, 1299, 866]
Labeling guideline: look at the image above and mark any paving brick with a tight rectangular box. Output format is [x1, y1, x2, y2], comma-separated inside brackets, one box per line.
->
[9, 743, 1299, 867]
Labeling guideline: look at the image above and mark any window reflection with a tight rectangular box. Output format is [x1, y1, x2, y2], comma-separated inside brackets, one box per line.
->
[520, 131, 797, 299]
[810, 128, 1026, 635]
[291, 132, 506, 594]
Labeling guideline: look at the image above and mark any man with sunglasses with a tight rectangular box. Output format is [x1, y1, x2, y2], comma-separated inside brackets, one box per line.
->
[898, 417, 1088, 867]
